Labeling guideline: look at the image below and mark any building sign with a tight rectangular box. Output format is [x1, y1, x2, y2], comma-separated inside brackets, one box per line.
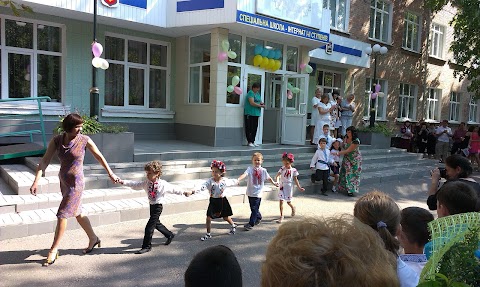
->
[237, 11, 329, 43]
[120, 0, 147, 9]
[177, 0, 224, 12]
[101, 0, 119, 7]
[256, 0, 322, 30]
[325, 42, 333, 55]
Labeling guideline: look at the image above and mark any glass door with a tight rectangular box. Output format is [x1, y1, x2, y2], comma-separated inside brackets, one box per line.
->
[281, 74, 309, 145]
[243, 67, 265, 145]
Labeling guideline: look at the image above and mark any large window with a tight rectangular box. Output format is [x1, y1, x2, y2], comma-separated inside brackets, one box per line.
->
[286, 46, 298, 72]
[1, 18, 62, 101]
[469, 97, 478, 123]
[189, 34, 211, 104]
[426, 88, 441, 121]
[449, 92, 460, 122]
[363, 78, 387, 120]
[430, 23, 445, 59]
[398, 83, 416, 120]
[317, 70, 342, 96]
[323, 0, 349, 31]
[403, 12, 420, 52]
[369, 0, 391, 43]
[227, 34, 242, 105]
[104, 35, 169, 109]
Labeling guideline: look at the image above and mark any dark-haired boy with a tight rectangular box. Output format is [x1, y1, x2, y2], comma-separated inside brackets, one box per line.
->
[310, 138, 336, 196]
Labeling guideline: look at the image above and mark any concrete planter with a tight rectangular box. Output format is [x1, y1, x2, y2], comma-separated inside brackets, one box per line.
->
[84, 132, 134, 164]
[358, 132, 392, 148]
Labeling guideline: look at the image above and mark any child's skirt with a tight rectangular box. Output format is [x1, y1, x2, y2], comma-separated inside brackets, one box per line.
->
[206, 197, 233, 219]
[278, 185, 294, 201]
[331, 162, 340, 175]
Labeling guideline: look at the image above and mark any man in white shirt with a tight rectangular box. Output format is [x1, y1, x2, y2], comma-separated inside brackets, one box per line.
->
[435, 120, 452, 163]
[309, 89, 322, 145]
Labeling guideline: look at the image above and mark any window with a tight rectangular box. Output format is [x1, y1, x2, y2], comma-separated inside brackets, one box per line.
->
[369, 0, 391, 43]
[226, 34, 242, 105]
[104, 35, 169, 109]
[398, 83, 416, 120]
[323, 0, 349, 31]
[189, 34, 211, 104]
[403, 12, 420, 52]
[317, 70, 342, 96]
[449, 92, 460, 122]
[363, 78, 387, 120]
[286, 46, 298, 72]
[430, 23, 445, 58]
[469, 97, 478, 123]
[426, 88, 441, 121]
[1, 18, 63, 101]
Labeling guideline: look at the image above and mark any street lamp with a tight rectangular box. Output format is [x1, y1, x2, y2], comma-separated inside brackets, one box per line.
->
[90, 0, 99, 117]
[365, 44, 388, 128]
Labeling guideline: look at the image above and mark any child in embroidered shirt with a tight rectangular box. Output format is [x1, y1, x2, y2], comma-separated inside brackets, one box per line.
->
[274, 152, 305, 223]
[238, 152, 278, 231]
[188, 160, 239, 241]
[120, 160, 189, 254]
[330, 138, 342, 193]
[310, 138, 337, 196]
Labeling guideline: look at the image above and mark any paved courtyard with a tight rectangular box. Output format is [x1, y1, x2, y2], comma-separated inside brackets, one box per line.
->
[0, 175, 437, 287]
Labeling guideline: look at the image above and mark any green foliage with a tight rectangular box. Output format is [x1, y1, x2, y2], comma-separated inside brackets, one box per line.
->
[357, 122, 395, 137]
[54, 114, 128, 135]
[426, 0, 480, 98]
[0, 1, 33, 16]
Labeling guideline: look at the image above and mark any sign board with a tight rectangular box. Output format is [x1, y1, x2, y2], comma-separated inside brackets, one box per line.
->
[256, 0, 322, 30]
[325, 42, 333, 55]
[177, 0, 224, 12]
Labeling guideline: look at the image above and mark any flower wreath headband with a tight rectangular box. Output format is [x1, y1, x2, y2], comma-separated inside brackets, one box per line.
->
[282, 152, 295, 162]
[211, 160, 226, 172]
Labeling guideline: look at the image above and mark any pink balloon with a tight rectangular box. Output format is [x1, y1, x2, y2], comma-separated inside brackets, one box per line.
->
[375, 84, 381, 93]
[233, 86, 243, 95]
[371, 92, 377, 100]
[299, 63, 307, 70]
[92, 42, 103, 58]
[218, 52, 228, 62]
[287, 90, 293, 99]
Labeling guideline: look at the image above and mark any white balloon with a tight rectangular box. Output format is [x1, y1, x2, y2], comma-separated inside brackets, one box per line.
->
[100, 59, 109, 70]
[24, 73, 31, 81]
[92, 57, 103, 68]
[37, 74, 43, 81]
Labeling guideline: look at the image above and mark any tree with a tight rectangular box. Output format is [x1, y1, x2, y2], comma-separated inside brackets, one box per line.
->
[0, 1, 33, 16]
[426, 0, 480, 98]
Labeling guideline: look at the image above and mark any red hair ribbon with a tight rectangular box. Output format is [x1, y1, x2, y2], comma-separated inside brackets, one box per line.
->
[211, 160, 226, 172]
[282, 152, 295, 162]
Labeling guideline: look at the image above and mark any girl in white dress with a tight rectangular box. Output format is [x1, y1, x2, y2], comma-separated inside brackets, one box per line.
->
[274, 152, 305, 223]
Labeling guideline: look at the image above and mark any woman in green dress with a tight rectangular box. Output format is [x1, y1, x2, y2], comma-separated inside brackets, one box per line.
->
[334, 126, 362, 196]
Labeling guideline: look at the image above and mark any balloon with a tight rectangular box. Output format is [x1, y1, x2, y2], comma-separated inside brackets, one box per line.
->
[261, 49, 269, 57]
[92, 42, 103, 58]
[92, 57, 103, 68]
[227, 85, 234, 93]
[221, 40, 230, 52]
[275, 50, 282, 59]
[227, 50, 237, 59]
[232, 75, 240, 86]
[37, 74, 42, 81]
[254, 45, 263, 55]
[253, 55, 262, 66]
[299, 63, 307, 70]
[375, 84, 381, 93]
[100, 58, 109, 70]
[292, 87, 300, 94]
[274, 60, 281, 70]
[24, 73, 30, 81]
[287, 83, 294, 90]
[377, 92, 385, 97]
[371, 92, 377, 100]
[260, 60, 267, 69]
[262, 56, 269, 67]
[218, 52, 228, 62]
[268, 59, 275, 69]
[305, 65, 313, 73]
[268, 50, 276, 59]
[234, 86, 243, 95]
[287, 90, 293, 99]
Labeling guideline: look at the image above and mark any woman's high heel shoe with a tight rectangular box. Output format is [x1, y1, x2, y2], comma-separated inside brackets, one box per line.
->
[42, 251, 59, 267]
[83, 237, 101, 254]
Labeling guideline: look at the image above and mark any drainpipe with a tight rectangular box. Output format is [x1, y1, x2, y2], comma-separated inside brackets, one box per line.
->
[422, 8, 431, 120]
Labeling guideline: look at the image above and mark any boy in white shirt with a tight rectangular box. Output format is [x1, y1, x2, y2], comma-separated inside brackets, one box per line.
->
[310, 138, 337, 196]
[318, 124, 335, 150]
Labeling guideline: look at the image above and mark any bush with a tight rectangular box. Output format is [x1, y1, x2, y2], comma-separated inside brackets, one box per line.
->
[357, 122, 395, 137]
[54, 114, 128, 135]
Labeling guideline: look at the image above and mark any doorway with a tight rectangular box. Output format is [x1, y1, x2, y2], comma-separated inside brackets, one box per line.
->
[243, 67, 265, 145]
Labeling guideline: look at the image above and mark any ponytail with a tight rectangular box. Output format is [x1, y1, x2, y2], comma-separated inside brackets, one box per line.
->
[376, 226, 400, 256]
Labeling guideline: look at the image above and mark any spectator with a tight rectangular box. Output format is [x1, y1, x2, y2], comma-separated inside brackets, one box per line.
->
[427, 154, 480, 211]
[244, 82, 265, 147]
[436, 181, 479, 217]
[313, 94, 333, 144]
[451, 122, 467, 155]
[354, 191, 419, 287]
[426, 123, 437, 159]
[340, 94, 355, 137]
[399, 121, 414, 151]
[185, 245, 242, 287]
[261, 216, 400, 287]
[435, 120, 452, 163]
[309, 88, 322, 145]
[416, 122, 429, 157]
[397, 207, 434, 275]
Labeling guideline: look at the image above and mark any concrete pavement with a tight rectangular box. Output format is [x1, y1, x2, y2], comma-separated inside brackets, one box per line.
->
[0, 174, 437, 287]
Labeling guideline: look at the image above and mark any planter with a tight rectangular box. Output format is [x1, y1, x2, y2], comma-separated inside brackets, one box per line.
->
[84, 132, 134, 164]
[358, 132, 392, 148]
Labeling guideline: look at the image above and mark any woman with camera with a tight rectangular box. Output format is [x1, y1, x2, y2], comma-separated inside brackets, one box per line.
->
[427, 154, 480, 211]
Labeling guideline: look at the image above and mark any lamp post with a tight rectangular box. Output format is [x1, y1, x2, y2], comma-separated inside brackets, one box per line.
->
[365, 44, 388, 128]
[90, 0, 99, 118]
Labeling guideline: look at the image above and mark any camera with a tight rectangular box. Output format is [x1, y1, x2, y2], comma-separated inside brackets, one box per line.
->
[430, 167, 447, 178]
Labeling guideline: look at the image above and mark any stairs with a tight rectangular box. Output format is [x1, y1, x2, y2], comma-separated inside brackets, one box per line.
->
[0, 145, 436, 240]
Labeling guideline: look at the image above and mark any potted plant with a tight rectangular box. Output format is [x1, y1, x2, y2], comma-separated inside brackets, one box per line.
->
[357, 122, 394, 148]
[54, 114, 134, 164]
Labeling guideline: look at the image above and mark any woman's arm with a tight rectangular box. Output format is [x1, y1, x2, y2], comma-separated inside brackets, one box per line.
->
[317, 105, 330, 115]
[338, 143, 359, 156]
[248, 97, 264, 108]
[86, 138, 119, 183]
[30, 139, 57, 195]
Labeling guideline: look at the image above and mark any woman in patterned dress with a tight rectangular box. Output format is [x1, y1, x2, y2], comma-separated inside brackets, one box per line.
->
[30, 113, 120, 266]
[333, 126, 362, 196]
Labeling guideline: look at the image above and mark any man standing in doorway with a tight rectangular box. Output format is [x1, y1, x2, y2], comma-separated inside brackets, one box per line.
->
[244, 83, 265, 147]
[309, 88, 322, 145]
[435, 119, 452, 163]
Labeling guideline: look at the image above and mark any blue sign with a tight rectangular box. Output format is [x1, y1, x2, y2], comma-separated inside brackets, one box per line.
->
[320, 43, 362, 57]
[177, 0, 224, 12]
[237, 11, 329, 43]
[120, 0, 147, 9]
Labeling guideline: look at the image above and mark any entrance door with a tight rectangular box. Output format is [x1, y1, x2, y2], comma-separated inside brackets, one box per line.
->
[243, 67, 265, 145]
[281, 74, 309, 145]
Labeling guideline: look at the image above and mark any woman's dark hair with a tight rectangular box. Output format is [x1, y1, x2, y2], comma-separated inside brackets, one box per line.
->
[445, 154, 473, 178]
[252, 82, 260, 89]
[62, 113, 84, 133]
[346, 126, 358, 141]
[467, 125, 475, 132]
[400, 207, 434, 247]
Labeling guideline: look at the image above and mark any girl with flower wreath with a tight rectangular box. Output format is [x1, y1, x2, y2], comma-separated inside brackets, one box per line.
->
[274, 152, 305, 223]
